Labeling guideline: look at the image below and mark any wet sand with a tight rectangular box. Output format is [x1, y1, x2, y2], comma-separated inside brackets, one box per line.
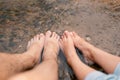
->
[0, 0, 120, 80]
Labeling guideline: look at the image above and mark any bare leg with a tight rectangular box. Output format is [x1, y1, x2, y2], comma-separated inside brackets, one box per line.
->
[60, 31, 95, 80]
[70, 31, 120, 74]
[9, 31, 59, 80]
[0, 34, 45, 80]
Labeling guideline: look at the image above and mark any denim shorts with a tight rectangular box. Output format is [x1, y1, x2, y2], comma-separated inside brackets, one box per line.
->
[85, 64, 120, 80]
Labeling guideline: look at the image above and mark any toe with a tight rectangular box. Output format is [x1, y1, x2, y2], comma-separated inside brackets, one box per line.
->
[33, 35, 38, 40]
[62, 33, 65, 38]
[70, 32, 74, 37]
[31, 38, 34, 43]
[28, 41, 31, 45]
[59, 39, 63, 49]
[57, 35, 60, 40]
[40, 33, 44, 39]
[72, 31, 77, 37]
[64, 31, 70, 38]
[55, 33, 58, 39]
[52, 32, 59, 41]
[63, 30, 67, 38]
[45, 31, 52, 38]
[36, 35, 39, 40]
[27, 41, 31, 49]
[61, 35, 64, 39]
[52, 32, 56, 38]
[54, 33, 58, 38]
[59, 39, 63, 44]
[63, 34, 67, 41]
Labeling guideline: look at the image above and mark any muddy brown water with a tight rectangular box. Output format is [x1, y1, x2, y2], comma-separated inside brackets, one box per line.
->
[0, 0, 120, 80]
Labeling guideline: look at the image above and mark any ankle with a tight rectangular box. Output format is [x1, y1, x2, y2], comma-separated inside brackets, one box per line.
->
[67, 55, 81, 66]
[43, 49, 58, 61]
[43, 56, 58, 63]
[86, 46, 98, 62]
[21, 53, 36, 69]
[66, 52, 79, 65]
[78, 42, 97, 61]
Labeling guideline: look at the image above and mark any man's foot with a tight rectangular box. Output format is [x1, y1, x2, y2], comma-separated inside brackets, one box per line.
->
[70, 32, 95, 62]
[60, 31, 79, 64]
[26, 33, 45, 64]
[43, 31, 60, 61]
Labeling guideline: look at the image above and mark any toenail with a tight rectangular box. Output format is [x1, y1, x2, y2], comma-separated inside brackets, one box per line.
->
[47, 30, 51, 33]
[40, 33, 44, 36]
[70, 32, 72, 35]
[65, 30, 68, 32]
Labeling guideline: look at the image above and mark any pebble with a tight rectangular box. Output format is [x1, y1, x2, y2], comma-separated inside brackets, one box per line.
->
[18, 45, 22, 48]
[86, 36, 91, 41]
[55, 7, 58, 10]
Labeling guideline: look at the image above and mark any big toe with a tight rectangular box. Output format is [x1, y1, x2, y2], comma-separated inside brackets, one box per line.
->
[64, 30, 71, 38]
[70, 32, 74, 37]
[39, 33, 45, 40]
[45, 31, 52, 38]
[72, 31, 78, 37]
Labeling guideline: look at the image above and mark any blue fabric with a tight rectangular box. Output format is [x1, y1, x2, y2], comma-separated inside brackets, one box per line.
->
[85, 64, 120, 80]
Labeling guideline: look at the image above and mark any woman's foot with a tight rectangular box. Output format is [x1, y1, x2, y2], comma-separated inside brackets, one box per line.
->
[43, 31, 60, 61]
[70, 32, 95, 62]
[60, 31, 79, 64]
[25, 33, 45, 65]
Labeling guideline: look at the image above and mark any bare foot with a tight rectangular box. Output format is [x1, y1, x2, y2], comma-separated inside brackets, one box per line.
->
[43, 31, 60, 61]
[70, 32, 95, 62]
[60, 31, 79, 64]
[26, 33, 45, 64]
